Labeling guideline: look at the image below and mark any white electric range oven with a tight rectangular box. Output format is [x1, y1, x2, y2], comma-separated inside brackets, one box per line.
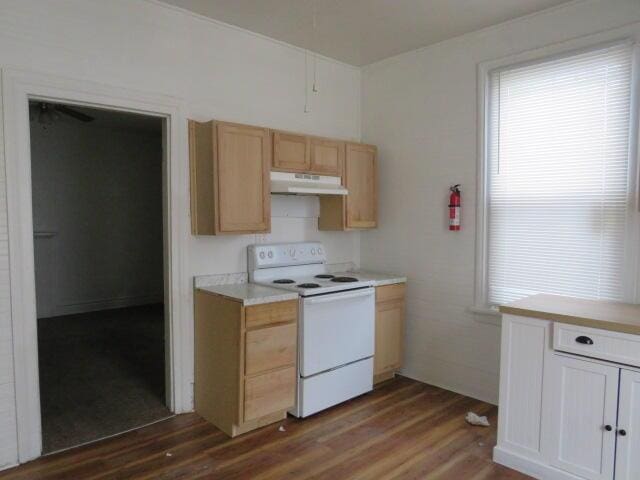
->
[248, 242, 374, 417]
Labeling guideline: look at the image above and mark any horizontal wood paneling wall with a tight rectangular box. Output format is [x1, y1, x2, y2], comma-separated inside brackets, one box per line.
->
[0, 91, 18, 469]
[0, 0, 361, 468]
[360, 0, 640, 404]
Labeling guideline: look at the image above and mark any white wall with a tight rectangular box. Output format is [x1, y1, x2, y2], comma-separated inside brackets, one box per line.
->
[0, 0, 361, 469]
[360, 0, 640, 404]
[30, 117, 164, 318]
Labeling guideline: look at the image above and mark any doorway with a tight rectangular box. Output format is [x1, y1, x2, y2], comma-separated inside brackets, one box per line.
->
[29, 101, 171, 453]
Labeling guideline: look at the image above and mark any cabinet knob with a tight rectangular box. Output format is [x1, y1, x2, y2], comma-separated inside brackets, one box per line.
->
[618, 429, 627, 436]
[575, 336, 594, 345]
[605, 425, 613, 431]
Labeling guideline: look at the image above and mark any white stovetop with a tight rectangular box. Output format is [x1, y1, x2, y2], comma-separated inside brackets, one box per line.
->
[253, 272, 375, 297]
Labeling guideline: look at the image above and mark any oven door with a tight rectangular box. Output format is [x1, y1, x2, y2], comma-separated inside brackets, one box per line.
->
[300, 287, 375, 378]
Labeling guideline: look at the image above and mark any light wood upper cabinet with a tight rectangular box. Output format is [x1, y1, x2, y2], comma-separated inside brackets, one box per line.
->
[318, 142, 377, 231]
[309, 137, 344, 176]
[345, 143, 377, 228]
[189, 120, 271, 235]
[272, 131, 310, 172]
[374, 283, 405, 384]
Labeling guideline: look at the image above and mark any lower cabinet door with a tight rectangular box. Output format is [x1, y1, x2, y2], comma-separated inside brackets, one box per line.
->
[615, 369, 640, 480]
[243, 366, 296, 422]
[374, 300, 403, 375]
[547, 355, 618, 480]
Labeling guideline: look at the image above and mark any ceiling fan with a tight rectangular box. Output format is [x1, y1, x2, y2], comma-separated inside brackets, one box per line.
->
[30, 102, 95, 125]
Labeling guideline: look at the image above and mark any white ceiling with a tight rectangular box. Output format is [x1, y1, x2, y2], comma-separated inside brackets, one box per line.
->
[159, 0, 574, 66]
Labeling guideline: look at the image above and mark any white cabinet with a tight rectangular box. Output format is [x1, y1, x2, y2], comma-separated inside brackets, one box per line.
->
[497, 315, 550, 460]
[615, 370, 640, 480]
[495, 314, 640, 480]
[545, 356, 618, 480]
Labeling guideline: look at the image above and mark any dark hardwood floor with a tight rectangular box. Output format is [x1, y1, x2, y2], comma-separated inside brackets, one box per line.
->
[0, 377, 531, 479]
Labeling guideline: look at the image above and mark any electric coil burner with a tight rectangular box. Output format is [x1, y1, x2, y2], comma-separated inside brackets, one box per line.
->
[331, 276, 359, 283]
[273, 279, 295, 284]
[315, 274, 335, 279]
[298, 283, 321, 288]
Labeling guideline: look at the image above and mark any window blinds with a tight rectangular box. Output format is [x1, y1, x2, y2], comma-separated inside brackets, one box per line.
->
[487, 42, 634, 305]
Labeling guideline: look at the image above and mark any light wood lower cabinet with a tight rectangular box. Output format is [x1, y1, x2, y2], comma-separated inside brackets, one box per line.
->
[189, 120, 271, 235]
[373, 283, 405, 384]
[194, 291, 297, 437]
[319, 142, 377, 231]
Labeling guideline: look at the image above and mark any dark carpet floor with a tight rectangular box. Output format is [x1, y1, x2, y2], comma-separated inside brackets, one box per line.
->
[37, 304, 172, 453]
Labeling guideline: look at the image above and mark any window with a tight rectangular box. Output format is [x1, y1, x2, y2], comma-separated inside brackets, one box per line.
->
[483, 42, 636, 306]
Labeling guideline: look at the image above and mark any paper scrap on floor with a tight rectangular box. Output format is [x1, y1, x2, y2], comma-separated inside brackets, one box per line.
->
[465, 412, 490, 427]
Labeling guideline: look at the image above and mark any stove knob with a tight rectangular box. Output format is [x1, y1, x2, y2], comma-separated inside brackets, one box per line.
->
[267, 251, 273, 259]
[318, 247, 323, 255]
[259, 251, 265, 259]
[311, 248, 316, 255]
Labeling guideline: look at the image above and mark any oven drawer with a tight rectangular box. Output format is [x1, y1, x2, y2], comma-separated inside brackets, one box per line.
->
[553, 322, 640, 367]
[245, 300, 297, 329]
[245, 323, 297, 376]
[295, 357, 373, 418]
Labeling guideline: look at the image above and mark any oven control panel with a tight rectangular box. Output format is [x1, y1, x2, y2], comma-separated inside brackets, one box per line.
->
[249, 242, 326, 269]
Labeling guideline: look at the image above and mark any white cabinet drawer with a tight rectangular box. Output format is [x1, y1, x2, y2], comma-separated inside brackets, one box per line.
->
[554, 323, 640, 368]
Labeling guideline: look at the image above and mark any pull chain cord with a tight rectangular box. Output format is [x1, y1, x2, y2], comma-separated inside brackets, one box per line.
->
[312, 0, 318, 93]
[304, 49, 310, 113]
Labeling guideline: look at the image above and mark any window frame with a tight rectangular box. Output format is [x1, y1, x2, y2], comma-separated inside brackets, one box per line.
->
[474, 38, 640, 316]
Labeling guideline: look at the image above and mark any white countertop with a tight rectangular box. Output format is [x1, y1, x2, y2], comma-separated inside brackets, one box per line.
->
[347, 270, 407, 287]
[197, 283, 299, 306]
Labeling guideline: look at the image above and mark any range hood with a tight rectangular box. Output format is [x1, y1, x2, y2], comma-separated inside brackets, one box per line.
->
[270, 171, 348, 195]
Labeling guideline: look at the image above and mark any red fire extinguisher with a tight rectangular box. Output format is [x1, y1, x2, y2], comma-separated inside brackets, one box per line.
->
[449, 184, 461, 231]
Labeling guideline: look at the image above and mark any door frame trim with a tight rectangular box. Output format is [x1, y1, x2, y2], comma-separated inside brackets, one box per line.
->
[1, 68, 192, 462]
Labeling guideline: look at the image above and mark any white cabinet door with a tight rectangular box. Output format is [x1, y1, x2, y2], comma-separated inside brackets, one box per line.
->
[615, 369, 640, 480]
[497, 315, 550, 460]
[546, 355, 618, 480]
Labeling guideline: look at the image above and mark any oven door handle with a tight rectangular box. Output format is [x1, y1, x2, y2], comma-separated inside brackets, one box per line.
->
[305, 289, 374, 305]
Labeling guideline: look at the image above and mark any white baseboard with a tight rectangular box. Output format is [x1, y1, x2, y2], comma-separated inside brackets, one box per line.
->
[399, 370, 498, 405]
[493, 446, 583, 480]
[0, 461, 18, 473]
[46, 294, 164, 318]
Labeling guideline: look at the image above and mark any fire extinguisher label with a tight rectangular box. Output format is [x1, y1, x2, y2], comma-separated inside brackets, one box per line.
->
[449, 206, 460, 230]
[449, 184, 461, 231]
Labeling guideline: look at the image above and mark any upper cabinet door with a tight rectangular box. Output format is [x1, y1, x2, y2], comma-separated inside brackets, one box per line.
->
[615, 369, 640, 480]
[216, 122, 271, 233]
[345, 143, 377, 229]
[272, 131, 310, 172]
[309, 137, 344, 176]
[546, 355, 618, 480]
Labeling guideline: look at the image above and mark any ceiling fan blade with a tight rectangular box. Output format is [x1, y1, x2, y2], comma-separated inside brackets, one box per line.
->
[55, 105, 95, 122]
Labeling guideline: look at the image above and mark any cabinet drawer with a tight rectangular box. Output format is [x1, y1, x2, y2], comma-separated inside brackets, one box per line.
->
[245, 300, 297, 329]
[554, 323, 640, 368]
[376, 283, 405, 303]
[245, 323, 297, 376]
[243, 366, 295, 422]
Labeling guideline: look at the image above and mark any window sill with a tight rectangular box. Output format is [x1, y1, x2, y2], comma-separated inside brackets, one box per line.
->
[467, 305, 501, 326]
